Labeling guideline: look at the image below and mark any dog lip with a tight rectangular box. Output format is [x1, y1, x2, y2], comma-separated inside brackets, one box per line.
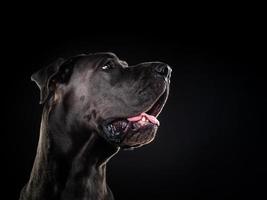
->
[145, 86, 169, 117]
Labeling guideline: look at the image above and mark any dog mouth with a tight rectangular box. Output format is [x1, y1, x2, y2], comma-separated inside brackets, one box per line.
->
[103, 88, 169, 148]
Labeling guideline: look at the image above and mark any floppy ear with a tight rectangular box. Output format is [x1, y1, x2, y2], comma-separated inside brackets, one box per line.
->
[31, 58, 66, 104]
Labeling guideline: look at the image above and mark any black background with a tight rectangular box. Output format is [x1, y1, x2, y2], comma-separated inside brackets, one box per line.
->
[2, 5, 266, 200]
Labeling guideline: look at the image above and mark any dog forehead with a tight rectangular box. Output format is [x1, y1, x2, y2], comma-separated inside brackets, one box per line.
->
[93, 52, 119, 58]
[84, 52, 119, 62]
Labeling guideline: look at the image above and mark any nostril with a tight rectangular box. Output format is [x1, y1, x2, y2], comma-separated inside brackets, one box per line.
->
[154, 64, 169, 77]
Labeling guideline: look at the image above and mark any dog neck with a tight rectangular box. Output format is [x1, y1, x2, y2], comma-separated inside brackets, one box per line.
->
[21, 108, 119, 200]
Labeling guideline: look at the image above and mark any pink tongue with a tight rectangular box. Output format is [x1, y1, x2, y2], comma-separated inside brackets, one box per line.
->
[127, 113, 160, 126]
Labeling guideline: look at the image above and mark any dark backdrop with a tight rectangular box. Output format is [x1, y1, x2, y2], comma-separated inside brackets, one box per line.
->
[2, 8, 266, 200]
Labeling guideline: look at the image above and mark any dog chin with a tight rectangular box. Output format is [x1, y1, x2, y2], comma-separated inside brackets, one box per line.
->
[102, 121, 158, 149]
[119, 124, 158, 149]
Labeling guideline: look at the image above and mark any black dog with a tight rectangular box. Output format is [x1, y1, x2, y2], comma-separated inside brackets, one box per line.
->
[19, 52, 171, 200]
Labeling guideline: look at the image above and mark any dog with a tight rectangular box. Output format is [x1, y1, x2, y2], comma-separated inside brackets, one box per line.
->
[19, 52, 171, 200]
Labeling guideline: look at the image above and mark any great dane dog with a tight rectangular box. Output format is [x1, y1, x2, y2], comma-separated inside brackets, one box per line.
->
[19, 52, 171, 200]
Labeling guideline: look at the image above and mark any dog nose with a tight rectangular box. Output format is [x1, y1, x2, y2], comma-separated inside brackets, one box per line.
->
[154, 63, 170, 77]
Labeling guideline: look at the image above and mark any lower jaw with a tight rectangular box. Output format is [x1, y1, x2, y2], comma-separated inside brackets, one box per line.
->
[121, 131, 157, 148]
[103, 123, 158, 148]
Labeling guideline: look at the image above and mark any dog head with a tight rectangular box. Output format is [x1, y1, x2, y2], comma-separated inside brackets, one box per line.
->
[32, 52, 171, 151]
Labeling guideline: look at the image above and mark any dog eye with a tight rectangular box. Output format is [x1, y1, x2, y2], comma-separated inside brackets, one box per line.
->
[101, 62, 114, 70]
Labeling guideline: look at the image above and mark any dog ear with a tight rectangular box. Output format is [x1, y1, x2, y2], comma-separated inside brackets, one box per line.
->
[31, 58, 66, 104]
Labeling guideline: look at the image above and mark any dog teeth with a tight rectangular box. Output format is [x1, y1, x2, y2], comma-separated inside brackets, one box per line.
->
[106, 123, 122, 138]
[131, 123, 140, 131]
[141, 116, 149, 122]
[115, 132, 120, 136]
[111, 127, 115, 135]
[107, 125, 112, 131]
[107, 125, 114, 135]
[121, 121, 128, 129]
